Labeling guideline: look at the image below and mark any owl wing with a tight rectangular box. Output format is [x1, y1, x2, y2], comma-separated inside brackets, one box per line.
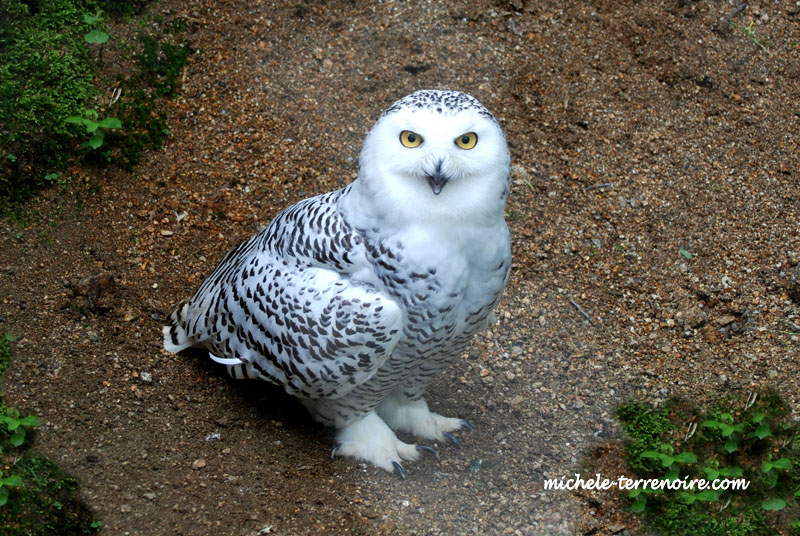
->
[163, 188, 404, 399]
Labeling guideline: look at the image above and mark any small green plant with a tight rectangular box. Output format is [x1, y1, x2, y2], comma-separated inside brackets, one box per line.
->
[82, 11, 109, 45]
[616, 393, 800, 535]
[0, 410, 40, 448]
[0, 334, 100, 534]
[0, 472, 23, 507]
[730, 20, 773, 57]
[65, 110, 123, 152]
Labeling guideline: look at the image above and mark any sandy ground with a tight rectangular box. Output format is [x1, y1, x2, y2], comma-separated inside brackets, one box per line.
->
[2, 0, 799, 534]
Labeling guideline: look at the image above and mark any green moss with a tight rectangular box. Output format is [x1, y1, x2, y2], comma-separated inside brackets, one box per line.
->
[0, 0, 185, 200]
[0, 0, 97, 198]
[617, 400, 674, 474]
[0, 334, 11, 378]
[650, 497, 772, 536]
[615, 394, 800, 536]
[1, 455, 100, 536]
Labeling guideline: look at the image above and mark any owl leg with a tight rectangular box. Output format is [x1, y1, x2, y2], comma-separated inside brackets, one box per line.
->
[331, 411, 431, 476]
[377, 394, 472, 445]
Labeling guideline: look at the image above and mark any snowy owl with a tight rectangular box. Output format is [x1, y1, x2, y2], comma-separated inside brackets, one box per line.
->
[163, 90, 511, 475]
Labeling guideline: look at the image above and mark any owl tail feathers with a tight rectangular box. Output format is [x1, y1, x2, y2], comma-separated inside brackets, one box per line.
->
[162, 301, 194, 353]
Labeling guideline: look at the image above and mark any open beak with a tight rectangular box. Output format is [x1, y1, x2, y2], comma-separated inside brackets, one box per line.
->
[425, 159, 449, 195]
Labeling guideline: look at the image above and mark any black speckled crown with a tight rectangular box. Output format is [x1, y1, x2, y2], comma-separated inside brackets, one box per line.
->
[382, 90, 496, 121]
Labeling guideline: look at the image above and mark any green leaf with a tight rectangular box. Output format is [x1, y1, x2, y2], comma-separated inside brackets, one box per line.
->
[65, 116, 94, 129]
[630, 495, 647, 513]
[97, 117, 122, 129]
[702, 420, 735, 437]
[695, 490, 720, 502]
[723, 437, 739, 453]
[4, 153, 16, 162]
[0, 487, 8, 507]
[3, 333, 15, 343]
[718, 466, 743, 478]
[1, 475, 22, 487]
[762, 497, 787, 511]
[751, 411, 765, 424]
[703, 467, 720, 480]
[83, 11, 103, 25]
[86, 132, 105, 150]
[679, 491, 697, 504]
[763, 470, 779, 489]
[751, 423, 771, 440]
[9, 429, 25, 447]
[43, 173, 60, 182]
[639, 450, 674, 467]
[665, 467, 679, 480]
[770, 458, 792, 470]
[673, 452, 697, 464]
[18, 415, 40, 427]
[679, 247, 693, 259]
[84, 29, 109, 44]
[4, 417, 20, 431]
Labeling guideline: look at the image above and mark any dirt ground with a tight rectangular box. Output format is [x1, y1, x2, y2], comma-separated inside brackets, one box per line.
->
[2, 0, 799, 534]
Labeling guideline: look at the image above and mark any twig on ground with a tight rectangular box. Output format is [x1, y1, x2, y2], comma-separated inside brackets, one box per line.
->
[568, 297, 592, 324]
[584, 183, 614, 191]
[724, 2, 746, 27]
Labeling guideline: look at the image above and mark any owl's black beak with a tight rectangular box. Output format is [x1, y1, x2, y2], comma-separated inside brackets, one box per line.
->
[425, 159, 449, 195]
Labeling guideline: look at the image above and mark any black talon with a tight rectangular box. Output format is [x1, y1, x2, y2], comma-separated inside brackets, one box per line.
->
[443, 432, 462, 449]
[461, 420, 475, 432]
[331, 443, 342, 459]
[392, 460, 406, 479]
[417, 444, 439, 459]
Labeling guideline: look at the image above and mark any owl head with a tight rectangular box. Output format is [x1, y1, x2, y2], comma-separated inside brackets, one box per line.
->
[347, 90, 511, 228]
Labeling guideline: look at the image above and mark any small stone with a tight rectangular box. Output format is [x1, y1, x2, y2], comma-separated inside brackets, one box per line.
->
[139, 371, 153, 382]
[143, 492, 156, 500]
[160, 229, 174, 236]
[767, 370, 778, 379]
[192, 458, 207, 470]
[120, 504, 132, 513]
[479, 368, 491, 377]
[509, 395, 524, 407]
[71, 272, 116, 311]
[717, 315, 737, 327]
[678, 305, 707, 328]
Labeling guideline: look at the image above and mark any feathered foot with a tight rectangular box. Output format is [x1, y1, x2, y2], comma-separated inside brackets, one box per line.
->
[377, 396, 473, 447]
[332, 412, 437, 476]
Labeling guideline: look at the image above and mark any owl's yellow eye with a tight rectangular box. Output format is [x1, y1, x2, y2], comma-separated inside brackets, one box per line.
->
[455, 132, 478, 150]
[400, 130, 423, 148]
